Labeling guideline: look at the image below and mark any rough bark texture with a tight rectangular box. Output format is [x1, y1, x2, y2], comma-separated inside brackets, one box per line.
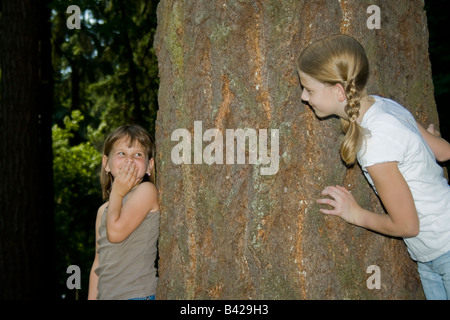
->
[0, 0, 55, 299]
[154, 0, 435, 299]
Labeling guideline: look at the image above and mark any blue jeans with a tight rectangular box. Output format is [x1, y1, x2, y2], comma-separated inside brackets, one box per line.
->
[417, 250, 450, 300]
[129, 294, 155, 300]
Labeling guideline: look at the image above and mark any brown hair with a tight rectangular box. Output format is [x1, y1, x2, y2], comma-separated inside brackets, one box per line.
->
[100, 125, 156, 200]
[297, 34, 369, 165]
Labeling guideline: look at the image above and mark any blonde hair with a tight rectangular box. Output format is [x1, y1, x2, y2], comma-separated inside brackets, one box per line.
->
[297, 34, 369, 166]
[100, 125, 156, 200]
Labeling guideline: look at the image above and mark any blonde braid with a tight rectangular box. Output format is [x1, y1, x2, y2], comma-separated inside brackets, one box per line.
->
[340, 79, 363, 166]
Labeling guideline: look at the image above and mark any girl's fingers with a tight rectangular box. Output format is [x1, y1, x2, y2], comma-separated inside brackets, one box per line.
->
[117, 162, 137, 184]
[335, 185, 351, 194]
[317, 197, 335, 207]
[127, 165, 138, 184]
[319, 208, 338, 215]
[317, 185, 350, 217]
[321, 186, 344, 200]
[317, 194, 339, 215]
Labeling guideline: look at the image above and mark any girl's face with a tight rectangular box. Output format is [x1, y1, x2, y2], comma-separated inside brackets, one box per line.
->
[103, 137, 153, 181]
[298, 71, 347, 119]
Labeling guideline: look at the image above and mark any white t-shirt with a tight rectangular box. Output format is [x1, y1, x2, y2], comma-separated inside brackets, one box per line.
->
[357, 95, 450, 262]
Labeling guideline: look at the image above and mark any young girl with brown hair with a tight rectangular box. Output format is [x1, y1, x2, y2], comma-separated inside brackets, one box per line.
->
[88, 125, 160, 300]
[298, 34, 450, 299]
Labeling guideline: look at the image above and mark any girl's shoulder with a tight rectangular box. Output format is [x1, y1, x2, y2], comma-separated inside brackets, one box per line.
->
[364, 97, 414, 135]
[127, 181, 160, 212]
[368, 96, 413, 121]
[135, 181, 158, 195]
[97, 201, 109, 216]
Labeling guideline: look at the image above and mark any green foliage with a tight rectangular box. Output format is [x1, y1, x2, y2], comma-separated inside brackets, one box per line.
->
[52, 110, 102, 299]
[49, 0, 159, 299]
[51, 0, 159, 137]
[53, 110, 101, 198]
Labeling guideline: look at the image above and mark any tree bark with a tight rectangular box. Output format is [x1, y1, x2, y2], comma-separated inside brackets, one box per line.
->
[0, 0, 55, 299]
[154, 0, 433, 299]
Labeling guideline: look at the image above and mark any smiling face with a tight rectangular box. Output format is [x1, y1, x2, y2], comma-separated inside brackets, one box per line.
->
[103, 137, 153, 181]
[299, 71, 347, 119]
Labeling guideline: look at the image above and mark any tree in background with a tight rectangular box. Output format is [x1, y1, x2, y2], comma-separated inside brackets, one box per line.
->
[0, 0, 56, 299]
[51, 0, 159, 140]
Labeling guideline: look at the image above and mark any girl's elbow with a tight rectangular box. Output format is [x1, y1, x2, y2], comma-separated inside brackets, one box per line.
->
[403, 226, 419, 238]
[106, 230, 127, 243]
[436, 151, 450, 163]
[402, 220, 420, 238]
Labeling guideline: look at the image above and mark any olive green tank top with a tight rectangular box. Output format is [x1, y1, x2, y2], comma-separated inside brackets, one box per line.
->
[95, 194, 159, 300]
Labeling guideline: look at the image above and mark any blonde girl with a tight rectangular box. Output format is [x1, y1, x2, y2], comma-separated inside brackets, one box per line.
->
[88, 125, 160, 300]
[297, 34, 450, 299]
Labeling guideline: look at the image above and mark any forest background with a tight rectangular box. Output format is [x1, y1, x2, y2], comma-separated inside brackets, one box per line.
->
[50, 0, 159, 299]
[0, 0, 449, 299]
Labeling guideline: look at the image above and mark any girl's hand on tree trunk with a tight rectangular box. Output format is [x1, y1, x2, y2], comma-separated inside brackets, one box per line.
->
[316, 185, 362, 226]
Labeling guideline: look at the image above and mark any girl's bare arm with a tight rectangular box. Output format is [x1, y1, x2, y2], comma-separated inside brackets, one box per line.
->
[318, 161, 419, 238]
[417, 122, 450, 162]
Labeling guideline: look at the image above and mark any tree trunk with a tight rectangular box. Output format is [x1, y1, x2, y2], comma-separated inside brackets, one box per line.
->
[0, 0, 55, 299]
[154, 0, 433, 299]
